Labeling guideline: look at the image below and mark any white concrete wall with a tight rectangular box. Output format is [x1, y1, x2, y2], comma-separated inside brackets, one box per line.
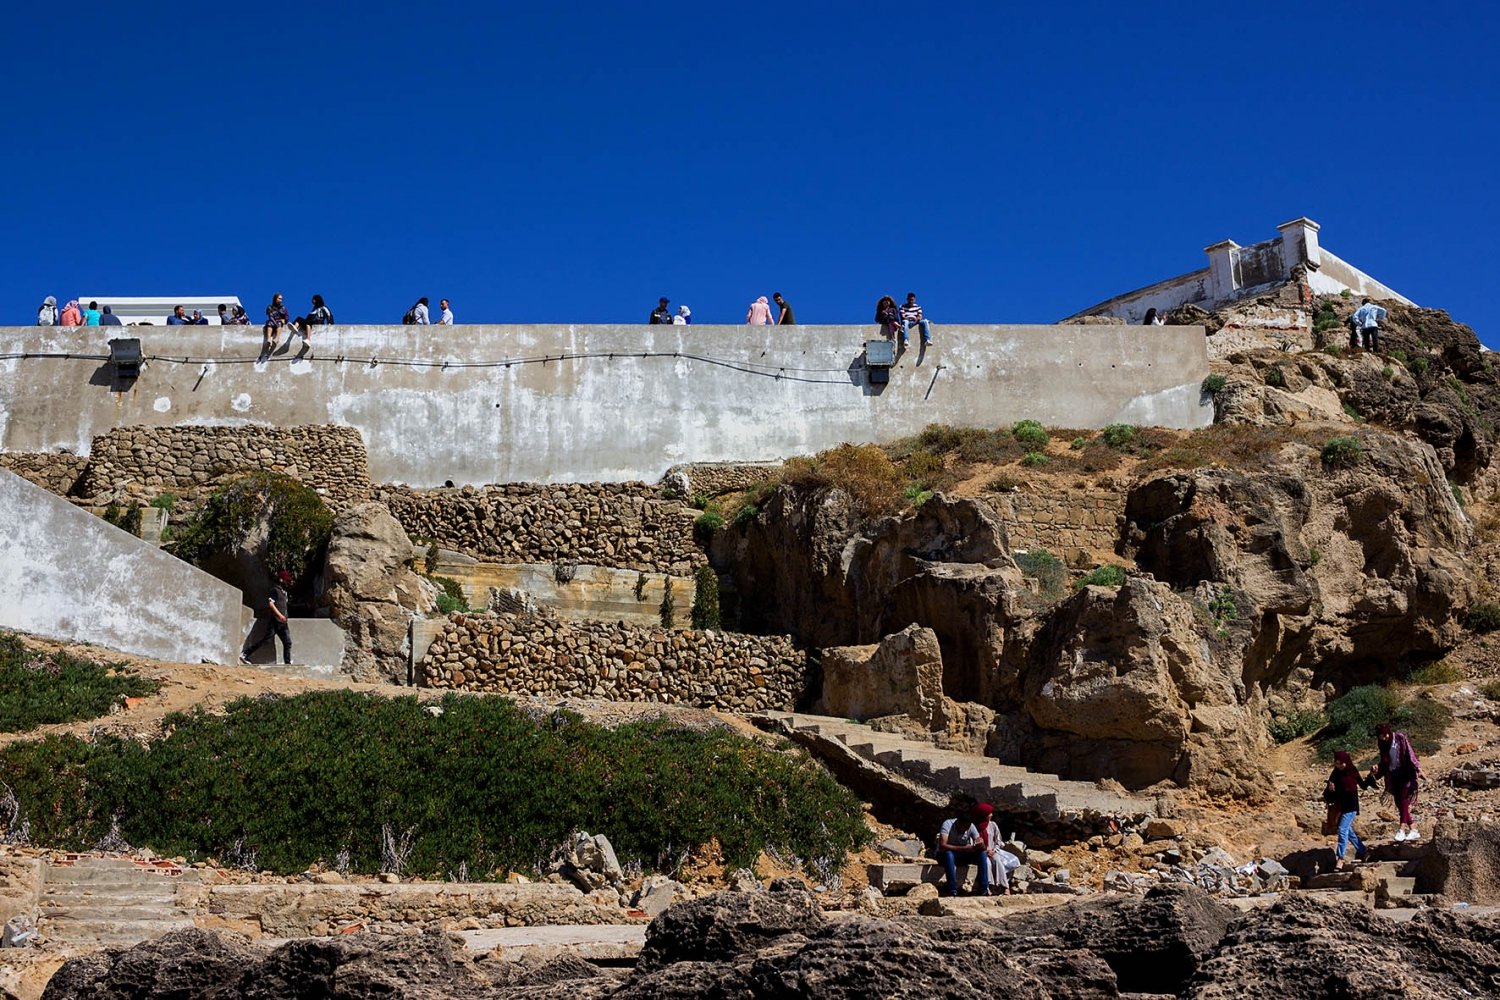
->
[1308, 250, 1413, 304]
[0, 470, 244, 663]
[0, 324, 1212, 486]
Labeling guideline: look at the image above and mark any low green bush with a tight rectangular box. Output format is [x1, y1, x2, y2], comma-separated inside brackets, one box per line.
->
[1101, 424, 1140, 449]
[694, 510, 725, 536]
[1341, 403, 1365, 424]
[1481, 680, 1500, 701]
[149, 493, 177, 512]
[732, 503, 759, 529]
[1020, 451, 1048, 467]
[1321, 436, 1363, 469]
[985, 472, 1020, 492]
[1465, 603, 1500, 634]
[0, 633, 159, 734]
[1200, 374, 1227, 396]
[1407, 661, 1462, 686]
[659, 578, 675, 628]
[1268, 708, 1325, 745]
[1316, 684, 1450, 760]
[1070, 436, 1087, 451]
[432, 576, 469, 615]
[1410, 355, 1430, 375]
[1011, 420, 1049, 449]
[1015, 549, 1065, 598]
[1264, 366, 1286, 388]
[1074, 565, 1126, 589]
[0, 691, 870, 877]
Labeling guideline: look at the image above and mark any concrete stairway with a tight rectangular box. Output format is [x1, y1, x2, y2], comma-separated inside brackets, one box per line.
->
[38, 858, 203, 948]
[759, 712, 1155, 830]
[1365, 841, 1428, 908]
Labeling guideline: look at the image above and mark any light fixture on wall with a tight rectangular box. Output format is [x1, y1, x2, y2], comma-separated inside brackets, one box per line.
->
[108, 338, 143, 380]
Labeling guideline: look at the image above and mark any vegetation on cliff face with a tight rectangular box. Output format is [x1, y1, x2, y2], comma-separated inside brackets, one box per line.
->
[167, 471, 333, 581]
[0, 633, 157, 733]
[0, 690, 868, 878]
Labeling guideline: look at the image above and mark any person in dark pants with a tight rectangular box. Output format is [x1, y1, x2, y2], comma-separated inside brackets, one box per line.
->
[936, 801, 990, 896]
[241, 571, 293, 665]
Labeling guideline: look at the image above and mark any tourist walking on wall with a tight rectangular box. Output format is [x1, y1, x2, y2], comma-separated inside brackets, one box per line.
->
[58, 300, 83, 327]
[746, 296, 775, 325]
[1325, 750, 1368, 870]
[936, 801, 990, 897]
[240, 570, 293, 665]
[1367, 723, 1422, 841]
[438, 299, 454, 325]
[875, 295, 901, 341]
[263, 293, 289, 352]
[673, 305, 692, 325]
[402, 297, 430, 325]
[649, 297, 672, 324]
[100, 306, 121, 327]
[36, 296, 57, 326]
[900, 292, 932, 346]
[773, 293, 796, 325]
[290, 294, 335, 342]
[1351, 297, 1387, 352]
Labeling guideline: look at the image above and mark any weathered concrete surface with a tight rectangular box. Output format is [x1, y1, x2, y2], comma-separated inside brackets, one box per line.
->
[428, 556, 695, 626]
[240, 616, 347, 670]
[458, 924, 645, 961]
[0, 469, 243, 664]
[0, 324, 1211, 485]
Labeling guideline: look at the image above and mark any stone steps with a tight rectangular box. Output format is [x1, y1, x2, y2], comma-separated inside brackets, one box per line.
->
[761, 712, 1154, 828]
[38, 858, 202, 948]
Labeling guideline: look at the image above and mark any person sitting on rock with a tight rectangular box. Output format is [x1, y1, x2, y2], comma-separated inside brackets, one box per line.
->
[973, 803, 1021, 895]
[936, 801, 989, 897]
[1326, 750, 1369, 871]
[1366, 723, 1422, 842]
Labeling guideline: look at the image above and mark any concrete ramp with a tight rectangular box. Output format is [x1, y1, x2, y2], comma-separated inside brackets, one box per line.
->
[0, 469, 243, 664]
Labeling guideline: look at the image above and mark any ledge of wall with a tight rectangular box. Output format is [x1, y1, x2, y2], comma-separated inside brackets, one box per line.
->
[0, 325, 1212, 485]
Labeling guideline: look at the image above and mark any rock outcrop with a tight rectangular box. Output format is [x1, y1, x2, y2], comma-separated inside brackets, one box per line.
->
[818, 625, 948, 729]
[321, 502, 433, 683]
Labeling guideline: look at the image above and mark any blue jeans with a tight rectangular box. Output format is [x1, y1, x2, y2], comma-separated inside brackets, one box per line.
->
[900, 319, 932, 345]
[1336, 811, 1365, 860]
[941, 849, 989, 896]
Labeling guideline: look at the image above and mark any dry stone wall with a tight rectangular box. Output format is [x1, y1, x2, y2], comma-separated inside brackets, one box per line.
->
[79, 425, 372, 510]
[664, 462, 782, 499]
[995, 484, 1123, 555]
[378, 483, 705, 575]
[0, 452, 89, 496]
[420, 611, 807, 712]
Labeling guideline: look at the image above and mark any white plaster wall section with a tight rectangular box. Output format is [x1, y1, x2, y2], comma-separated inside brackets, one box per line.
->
[153, 396, 172, 413]
[1112, 383, 1212, 428]
[230, 393, 253, 413]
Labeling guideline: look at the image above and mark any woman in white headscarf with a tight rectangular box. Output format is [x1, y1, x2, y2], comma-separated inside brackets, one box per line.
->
[673, 305, 692, 325]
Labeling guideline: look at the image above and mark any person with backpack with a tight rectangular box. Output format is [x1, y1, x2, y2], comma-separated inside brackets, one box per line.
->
[263, 293, 290, 355]
[290, 294, 335, 344]
[36, 297, 57, 326]
[58, 300, 83, 326]
[403, 298, 430, 325]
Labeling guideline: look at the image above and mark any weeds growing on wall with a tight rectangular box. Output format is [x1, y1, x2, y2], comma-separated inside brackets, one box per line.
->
[0, 691, 869, 877]
[1321, 436, 1364, 469]
[1268, 708, 1326, 745]
[168, 472, 333, 582]
[432, 576, 469, 615]
[659, 578, 675, 628]
[1074, 565, 1126, 589]
[101, 501, 143, 536]
[0, 633, 158, 734]
[1015, 549, 1066, 599]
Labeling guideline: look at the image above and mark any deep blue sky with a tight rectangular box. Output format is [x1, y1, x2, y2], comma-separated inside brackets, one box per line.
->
[5, 2, 1496, 345]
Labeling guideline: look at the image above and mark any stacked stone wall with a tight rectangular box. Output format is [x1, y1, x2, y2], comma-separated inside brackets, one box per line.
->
[79, 425, 372, 510]
[420, 611, 806, 713]
[665, 462, 782, 499]
[998, 484, 1123, 555]
[0, 452, 89, 496]
[378, 483, 704, 575]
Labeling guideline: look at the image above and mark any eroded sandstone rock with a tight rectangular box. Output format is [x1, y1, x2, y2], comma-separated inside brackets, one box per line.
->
[322, 502, 433, 682]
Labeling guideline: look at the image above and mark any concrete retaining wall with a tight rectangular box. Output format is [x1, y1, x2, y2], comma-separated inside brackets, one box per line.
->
[0, 324, 1211, 486]
[0, 469, 243, 664]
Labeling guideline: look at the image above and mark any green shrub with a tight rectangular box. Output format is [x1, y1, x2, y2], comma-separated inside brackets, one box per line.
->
[733, 504, 759, 529]
[1099, 424, 1137, 450]
[102, 501, 143, 536]
[1388, 350, 1408, 366]
[659, 578, 675, 629]
[690, 566, 721, 630]
[1070, 436, 1087, 451]
[694, 510, 725, 536]
[1074, 565, 1126, 589]
[1308, 547, 1322, 568]
[1317, 684, 1450, 760]
[1321, 436, 1363, 469]
[149, 493, 177, 512]
[0, 633, 158, 733]
[1020, 451, 1048, 468]
[1268, 708, 1325, 745]
[1207, 588, 1238, 637]
[903, 484, 934, 507]
[1381, 365, 1395, 381]
[1200, 374, 1227, 396]
[633, 572, 648, 603]
[1341, 403, 1365, 424]
[1264, 366, 1286, 388]
[1325, 344, 1343, 357]
[1407, 661, 1462, 686]
[168, 472, 333, 582]
[1015, 549, 1065, 598]
[1340, 289, 1353, 299]
[1451, 484, 1466, 509]
[1410, 355, 1430, 375]
[432, 576, 469, 615]
[0, 691, 869, 877]
[1465, 603, 1500, 634]
[689, 493, 710, 511]
[1011, 420, 1049, 449]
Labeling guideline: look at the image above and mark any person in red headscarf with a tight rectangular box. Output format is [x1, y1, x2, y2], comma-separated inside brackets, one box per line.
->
[972, 803, 1021, 895]
[1326, 750, 1368, 870]
[1366, 723, 1422, 842]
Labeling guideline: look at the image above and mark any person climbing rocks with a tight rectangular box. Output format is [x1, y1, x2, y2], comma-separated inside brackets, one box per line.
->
[240, 570, 293, 665]
[1367, 723, 1422, 841]
[746, 295, 774, 325]
[936, 800, 989, 897]
[1326, 750, 1368, 870]
[1351, 297, 1387, 352]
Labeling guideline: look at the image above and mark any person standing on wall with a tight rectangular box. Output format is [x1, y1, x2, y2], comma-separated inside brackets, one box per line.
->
[240, 570, 294, 665]
[650, 297, 672, 324]
[746, 295, 774, 325]
[438, 299, 454, 325]
[899, 292, 932, 347]
[773, 292, 796, 325]
[1351, 297, 1387, 352]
